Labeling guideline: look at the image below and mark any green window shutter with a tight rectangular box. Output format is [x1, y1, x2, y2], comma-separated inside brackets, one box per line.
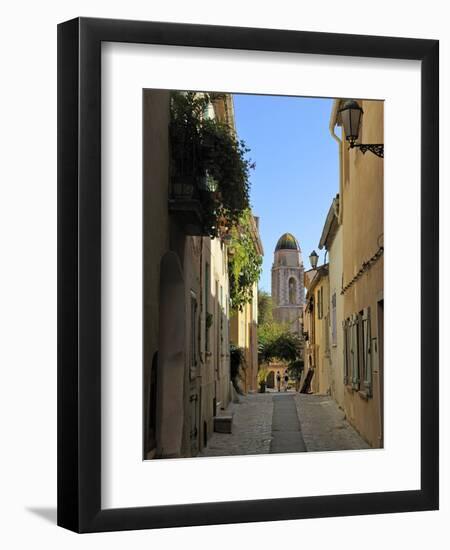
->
[343, 319, 349, 384]
[351, 314, 360, 390]
[362, 307, 373, 396]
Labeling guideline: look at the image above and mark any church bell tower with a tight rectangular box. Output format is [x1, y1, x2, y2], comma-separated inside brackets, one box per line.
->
[271, 233, 305, 335]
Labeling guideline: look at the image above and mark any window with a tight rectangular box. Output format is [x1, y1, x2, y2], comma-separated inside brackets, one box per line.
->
[288, 277, 297, 304]
[317, 287, 323, 319]
[324, 313, 330, 356]
[343, 315, 359, 387]
[331, 292, 337, 346]
[361, 308, 373, 396]
[342, 308, 372, 396]
[343, 318, 349, 384]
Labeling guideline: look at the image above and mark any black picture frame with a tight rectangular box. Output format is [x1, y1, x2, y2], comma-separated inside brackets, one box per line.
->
[57, 17, 439, 533]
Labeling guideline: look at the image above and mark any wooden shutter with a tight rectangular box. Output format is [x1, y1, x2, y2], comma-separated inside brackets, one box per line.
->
[362, 307, 372, 396]
[351, 314, 360, 390]
[343, 318, 349, 385]
[331, 292, 337, 346]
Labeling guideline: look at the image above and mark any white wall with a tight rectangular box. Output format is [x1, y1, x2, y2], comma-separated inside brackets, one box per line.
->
[0, 0, 448, 547]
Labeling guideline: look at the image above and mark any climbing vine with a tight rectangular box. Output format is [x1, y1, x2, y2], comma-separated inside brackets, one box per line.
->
[228, 210, 263, 312]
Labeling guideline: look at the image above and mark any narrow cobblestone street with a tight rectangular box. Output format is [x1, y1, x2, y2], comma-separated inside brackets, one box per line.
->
[199, 391, 369, 457]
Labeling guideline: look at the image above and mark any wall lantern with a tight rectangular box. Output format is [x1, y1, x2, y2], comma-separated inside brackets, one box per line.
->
[309, 250, 319, 270]
[339, 99, 384, 158]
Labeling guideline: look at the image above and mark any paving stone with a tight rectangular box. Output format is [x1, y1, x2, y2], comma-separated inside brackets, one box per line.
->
[270, 395, 306, 453]
[294, 393, 371, 452]
[199, 393, 273, 457]
[199, 391, 370, 458]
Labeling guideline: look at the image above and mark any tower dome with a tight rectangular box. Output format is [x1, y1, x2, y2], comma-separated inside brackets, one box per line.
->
[275, 233, 300, 252]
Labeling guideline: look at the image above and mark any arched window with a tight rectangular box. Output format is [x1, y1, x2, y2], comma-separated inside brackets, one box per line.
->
[288, 277, 297, 304]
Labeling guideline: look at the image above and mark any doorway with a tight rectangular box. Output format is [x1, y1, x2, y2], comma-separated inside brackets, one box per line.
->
[266, 370, 275, 389]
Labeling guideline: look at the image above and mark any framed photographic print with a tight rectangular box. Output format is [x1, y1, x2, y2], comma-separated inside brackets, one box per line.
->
[57, 17, 439, 533]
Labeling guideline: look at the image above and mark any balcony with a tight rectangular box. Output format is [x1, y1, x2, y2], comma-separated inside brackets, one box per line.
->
[168, 177, 207, 236]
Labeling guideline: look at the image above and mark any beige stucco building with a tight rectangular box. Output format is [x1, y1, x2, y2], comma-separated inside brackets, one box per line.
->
[143, 90, 241, 458]
[302, 264, 331, 395]
[300, 99, 383, 449]
[330, 98, 384, 448]
[318, 196, 345, 408]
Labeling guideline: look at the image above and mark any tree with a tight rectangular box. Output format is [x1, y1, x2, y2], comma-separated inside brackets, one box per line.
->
[258, 322, 302, 364]
[257, 321, 304, 391]
[257, 290, 272, 325]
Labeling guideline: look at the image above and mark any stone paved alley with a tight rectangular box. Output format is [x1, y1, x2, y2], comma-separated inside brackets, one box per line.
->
[199, 391, 369, 457]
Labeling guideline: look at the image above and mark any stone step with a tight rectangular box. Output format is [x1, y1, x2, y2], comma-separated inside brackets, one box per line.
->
[213, 415, 233, 434]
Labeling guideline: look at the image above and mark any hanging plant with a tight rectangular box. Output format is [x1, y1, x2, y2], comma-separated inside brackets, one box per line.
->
[169, 91, 254, 237]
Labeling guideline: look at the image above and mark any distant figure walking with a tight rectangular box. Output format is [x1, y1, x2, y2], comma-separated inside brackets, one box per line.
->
[284, 372, 289, 391]
[276, 371, 281, 392]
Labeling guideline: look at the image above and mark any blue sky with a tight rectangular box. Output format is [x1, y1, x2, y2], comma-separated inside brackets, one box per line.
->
[233, 94, 339, 292]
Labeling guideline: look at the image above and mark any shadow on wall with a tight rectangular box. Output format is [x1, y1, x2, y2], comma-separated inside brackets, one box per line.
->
[156, 251, 185, 458]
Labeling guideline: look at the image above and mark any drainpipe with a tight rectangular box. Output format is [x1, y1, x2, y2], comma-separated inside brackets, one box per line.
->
[329, 99, 343, 224]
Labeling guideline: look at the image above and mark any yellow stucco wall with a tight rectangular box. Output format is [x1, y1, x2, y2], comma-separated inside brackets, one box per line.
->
[229, 280, 259, 393]
[340, 99, 384, 448]
[311, 273, 331, 395]
[328, 225, 345, 409]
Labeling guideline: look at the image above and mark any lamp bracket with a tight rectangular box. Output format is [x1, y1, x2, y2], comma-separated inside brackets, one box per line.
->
[351, 143, 384, 158]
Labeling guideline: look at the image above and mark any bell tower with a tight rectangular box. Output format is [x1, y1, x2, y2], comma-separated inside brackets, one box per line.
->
[271, 233, 304, 335]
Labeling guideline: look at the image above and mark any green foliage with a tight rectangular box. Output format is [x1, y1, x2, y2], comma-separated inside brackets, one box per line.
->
[257, 290, 272, 325]
[257, 365, 268, 384]
[169, 91, 254, 237]
[230, 343, 246, 394]
[258, 322, 303, 365]
[257, 365, 268, 393]
[228, 210, 262, 312]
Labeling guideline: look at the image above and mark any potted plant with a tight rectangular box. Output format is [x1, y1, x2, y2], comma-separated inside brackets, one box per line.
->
[257, 366, 268, 393]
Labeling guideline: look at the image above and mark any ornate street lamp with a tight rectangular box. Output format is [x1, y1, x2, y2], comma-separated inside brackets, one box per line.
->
[339, 100, 384, 158]
[309, 250, 319, 270]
